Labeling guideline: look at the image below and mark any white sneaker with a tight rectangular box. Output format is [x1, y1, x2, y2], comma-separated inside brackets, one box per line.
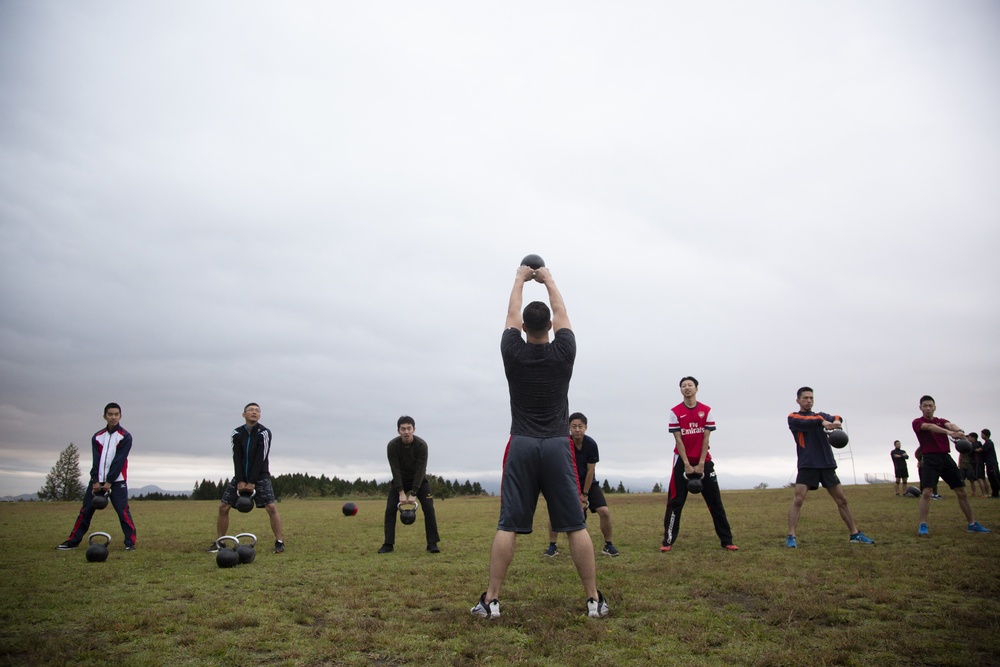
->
[470, 592, 500, 619]
[587, 591, 610, 618]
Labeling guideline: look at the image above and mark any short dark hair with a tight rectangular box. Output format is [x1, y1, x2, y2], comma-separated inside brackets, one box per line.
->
[397, 415, 415, 429]
[894, 440, 900, 445]
[679, 376, 698, 388]
[522, 301, 551, 336]
[983, 428, 992, 439]
[968, 432, 979, 440]
[569, 412, 587, 425]
[796, 386, 813, 399]
[244, 402, 260, 412]
[104, 402, 121, 415]
[919, 395, 935, 405]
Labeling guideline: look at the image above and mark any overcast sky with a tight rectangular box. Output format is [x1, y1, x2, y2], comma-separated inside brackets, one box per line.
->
[2, 1, 998, 497]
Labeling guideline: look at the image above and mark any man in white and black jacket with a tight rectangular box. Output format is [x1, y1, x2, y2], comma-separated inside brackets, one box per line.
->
[56, 402, 137, 550]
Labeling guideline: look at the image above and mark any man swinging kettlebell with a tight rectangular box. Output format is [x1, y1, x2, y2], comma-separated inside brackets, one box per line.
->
[378, 416, 441, 554]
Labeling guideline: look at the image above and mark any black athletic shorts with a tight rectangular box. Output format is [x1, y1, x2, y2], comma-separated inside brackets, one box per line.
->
[919, 453, 964, 490]
[221, 477, 276, 508]
[498, 434, 586, 534]
[586, 484, 608, 512]
[795, 468, 841, 490]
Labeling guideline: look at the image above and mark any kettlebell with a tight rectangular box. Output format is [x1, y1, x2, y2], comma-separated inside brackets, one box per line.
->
[398, 500, 419, 526]
[235, 489, 255, 514]
[85, 532, 111, 563]
[235, 533, 257, 565]
[686, 473, 704, 495]
[342, 502, 358, 516]
[215, 535, 240, 568]
[91, 490, 109, 510]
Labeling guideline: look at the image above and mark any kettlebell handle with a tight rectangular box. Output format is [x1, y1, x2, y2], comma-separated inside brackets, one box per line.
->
[215, 535, 239, 550]
[234, 532, 258, 547]
[238, 488, 256, 498]
[88, 531, 112, 546]
[397, 500, 419, 512]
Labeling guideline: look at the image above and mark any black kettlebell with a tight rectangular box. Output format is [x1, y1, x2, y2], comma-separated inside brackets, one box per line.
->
[85, 532, 111, 563]
[827, 429, 850, 449]
[342, 502, 358, 516]
[215, 536, 240, 568]
[520, 254, 545, 270]
[398, 500, 419, 526]
[91, 489, 109, 510]
[954, 438, 972, 454]
[235, 533, 257, 565]
[686, 473, 704, 495]
[235, 489, 255, 514]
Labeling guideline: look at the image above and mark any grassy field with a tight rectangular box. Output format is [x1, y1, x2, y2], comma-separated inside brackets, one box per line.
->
[1, 485, 998, 666]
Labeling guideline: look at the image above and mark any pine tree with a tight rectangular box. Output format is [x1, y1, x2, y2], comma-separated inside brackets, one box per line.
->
[38, 443, 85, 501]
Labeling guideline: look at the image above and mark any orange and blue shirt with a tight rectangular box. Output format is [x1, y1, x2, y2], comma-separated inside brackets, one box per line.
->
[788, 410, 839, 469]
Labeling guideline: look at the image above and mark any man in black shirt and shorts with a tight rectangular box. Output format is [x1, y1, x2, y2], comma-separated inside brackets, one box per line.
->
[471, 262, 609, 620]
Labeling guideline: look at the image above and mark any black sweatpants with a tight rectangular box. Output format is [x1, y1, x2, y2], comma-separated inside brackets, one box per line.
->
[663, 459, 734, 548]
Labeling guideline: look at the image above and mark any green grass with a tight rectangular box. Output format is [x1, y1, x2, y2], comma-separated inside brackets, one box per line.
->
[1, 486, 998, 666]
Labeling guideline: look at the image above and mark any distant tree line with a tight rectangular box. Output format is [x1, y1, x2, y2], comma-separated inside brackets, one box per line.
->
[602, 479, 632, 494]
[133, 490, 190, 500]
[189, 473, 490, 501]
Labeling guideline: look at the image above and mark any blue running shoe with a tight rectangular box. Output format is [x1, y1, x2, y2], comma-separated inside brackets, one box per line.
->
[849, 531, 874, 545]
[918, 523, 929, 537]
[785, 535, 797, 548]
[967, 522, 992, 533]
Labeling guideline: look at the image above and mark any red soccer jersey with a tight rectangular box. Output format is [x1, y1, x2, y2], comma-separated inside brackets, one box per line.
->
[912, 416, 952, 454]
[668, 401, 715, 463]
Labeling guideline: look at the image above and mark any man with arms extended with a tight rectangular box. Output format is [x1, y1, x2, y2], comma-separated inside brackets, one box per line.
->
[912, 395, 990, 536]
[785, 387, 874, 548]
[209, 403, 286, 553]
[472, 262, 609, 619]
[891, 440, 909, 497]
[378, 415, 440, 554]
[57, 402, 137, 551]
[661, 376, 738, 552]
[543, 412, 620, 558]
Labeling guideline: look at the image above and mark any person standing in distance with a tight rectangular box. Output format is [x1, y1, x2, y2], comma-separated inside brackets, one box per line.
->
[968, 433, 989, 498]
[661, 377, 738, 553]
[785, 387, 874, 548]
[981, 428, 999, 498]
[891, 440, 910, 497]
[56, 402, 137, 551]
[471, 262, 609, 620]
[378, 415, 441, 554]
[209, 403, 285, 553]
[543, 412, 620, 558]
[912, 396, 991, 536]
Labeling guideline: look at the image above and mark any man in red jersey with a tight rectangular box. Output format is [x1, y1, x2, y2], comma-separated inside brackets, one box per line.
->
[912, 395, 990, 536]
[660, 377, 738, 552]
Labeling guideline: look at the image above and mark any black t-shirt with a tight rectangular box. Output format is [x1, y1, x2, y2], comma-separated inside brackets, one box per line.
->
[891, 448, 909, 471]
[573, 435, 600, 489]
[501, 327, 576, 438]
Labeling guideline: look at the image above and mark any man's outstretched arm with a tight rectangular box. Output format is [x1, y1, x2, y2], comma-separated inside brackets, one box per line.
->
[533, 267, 572, 332]
[505, 266, 534, 330]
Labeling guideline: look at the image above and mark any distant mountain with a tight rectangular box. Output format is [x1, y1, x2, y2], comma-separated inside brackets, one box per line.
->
[129, 485, 188, 497]
[1, 493, 38, 502]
